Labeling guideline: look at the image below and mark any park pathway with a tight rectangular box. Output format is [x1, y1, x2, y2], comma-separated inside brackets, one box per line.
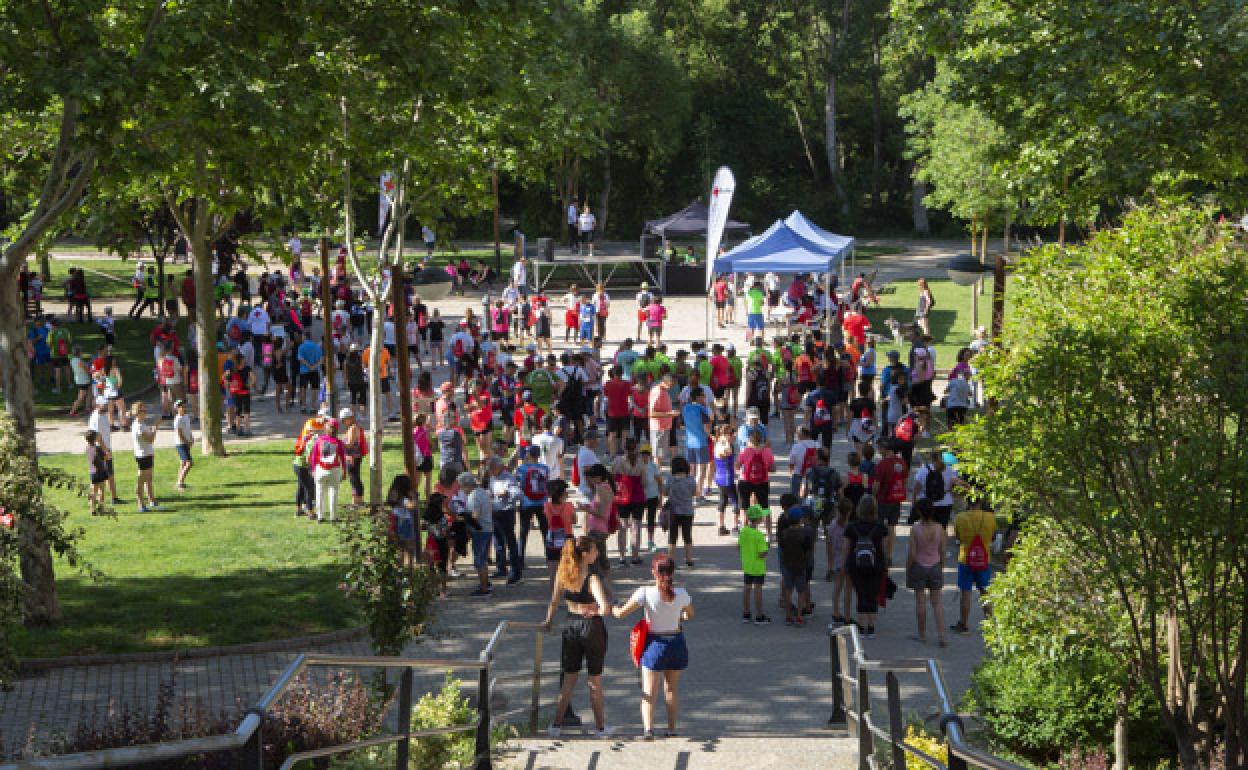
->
[6, 238, 982, 763]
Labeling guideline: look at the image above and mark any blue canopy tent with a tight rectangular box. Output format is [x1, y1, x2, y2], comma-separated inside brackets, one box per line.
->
[711, 211, 854, 277]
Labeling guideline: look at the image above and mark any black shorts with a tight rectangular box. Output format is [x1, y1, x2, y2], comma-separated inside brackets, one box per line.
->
[878, 501, 902, 527]
[909, 381, 935, 407]
[418, 456, 434, 473]
[234, 394, 252, 414]
[743, 573, 765, 586]
[715, 300, 726, 309]
[136, 455, 154, 471]
[561, 616, 607, 676]
[619, 502, 644, 520]
[932, 504, 953, 528]
[89, 470, 109, 484]
[380, 377, 391, 394]
[607, 415, 630, 435]
[300, 371, 321, 389]
[273, 367, 289, 385]
[52, 356, 69, 367]
[736, 480, 770, 508]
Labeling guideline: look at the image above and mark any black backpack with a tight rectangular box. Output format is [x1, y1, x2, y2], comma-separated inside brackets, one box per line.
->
[751, 375, 770, 404]
[558, 369, 584, 417]
[924, 465, 946, 501]
[852, 526, 879, 571]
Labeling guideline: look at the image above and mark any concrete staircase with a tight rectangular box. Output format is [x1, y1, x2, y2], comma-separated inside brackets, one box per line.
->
[502, 734, 857, 769]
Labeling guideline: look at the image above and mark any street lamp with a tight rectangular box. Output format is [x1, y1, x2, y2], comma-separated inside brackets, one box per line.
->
[946, 252, 1007, 341]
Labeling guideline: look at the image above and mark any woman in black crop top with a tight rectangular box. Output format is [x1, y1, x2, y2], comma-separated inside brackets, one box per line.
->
[543, 535, 613, 737]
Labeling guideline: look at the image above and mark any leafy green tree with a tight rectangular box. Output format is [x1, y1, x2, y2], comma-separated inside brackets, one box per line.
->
[954, 204, 1248, 769]
[0, 0, 176, 626]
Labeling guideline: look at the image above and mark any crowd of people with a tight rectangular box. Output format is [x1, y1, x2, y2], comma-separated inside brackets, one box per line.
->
[26, 238, 998, 739]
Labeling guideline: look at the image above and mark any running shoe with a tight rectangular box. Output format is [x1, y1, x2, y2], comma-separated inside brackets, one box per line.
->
[718, 526, 730, 536]
[592, 725, 616, 739]
[731, 526, 740, 535]
[742, 613, 753, 624]
[753, 615, 772, 625]
[631, 556, 643, 565]
[865, 626, 876, 639]
[642, 729, 655, 741]
[950, 622, 971, 635]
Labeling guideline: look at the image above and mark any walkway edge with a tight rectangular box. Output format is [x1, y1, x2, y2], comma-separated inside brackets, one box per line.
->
[17, 626, 368, 674]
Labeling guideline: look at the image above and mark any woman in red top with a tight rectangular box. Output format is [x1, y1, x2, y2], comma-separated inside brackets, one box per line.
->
[708, 344, 733, 401]
[543, 480, 576, 578]
[711, 276, 730, 328]
[469, 390, 494, 469]
[735, 431, 776, 528]
[629, 381, 649, 444]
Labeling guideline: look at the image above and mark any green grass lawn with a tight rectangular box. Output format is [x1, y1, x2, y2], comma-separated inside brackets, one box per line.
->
[12, 438, 428, 658]
[40, 257, 150, 300]
[862, 276, 999, 367]
[30, 316, 186, 417]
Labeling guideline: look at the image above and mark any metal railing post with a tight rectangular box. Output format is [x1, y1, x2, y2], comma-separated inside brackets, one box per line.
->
[529, 628, 544, 735]
[857, 667, 872, 770]
[242, 709, 264, 770]
[838, 633, 856, 737]
[829, 628, 847, 727]
[886, 672, 906, 770]
[395, 666, 414, 770]
[474, 664, 493, 770]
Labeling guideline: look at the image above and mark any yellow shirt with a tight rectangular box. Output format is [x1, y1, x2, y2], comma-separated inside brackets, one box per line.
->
[954, 508, 996, 564]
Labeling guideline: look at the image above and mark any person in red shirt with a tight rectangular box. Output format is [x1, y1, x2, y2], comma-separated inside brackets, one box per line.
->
[708, 344, 734, 402]
[180, 270, 197, 318]
[842, 308, 871, 348]
[602, 364, 633, 456]
[469, 391, 494, 469]
[871, 439, 910, 564]
[513, 391, 546, 442]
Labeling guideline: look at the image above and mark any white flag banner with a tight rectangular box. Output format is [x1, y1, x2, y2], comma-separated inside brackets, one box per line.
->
[705, 166, 736, 288]
[379, 172, 395, 231]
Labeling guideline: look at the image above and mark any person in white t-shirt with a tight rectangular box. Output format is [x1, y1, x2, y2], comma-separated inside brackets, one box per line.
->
[512, 256, 529, 298]
[578, 206, 597, 257]
[421, 224, 436, 257]
[130, 402, 161, 512]
[247, 305, 271, 341]
[532, 419, 566, 480]
[87, 397, 119, 503]
[173, 399, 194, 489]
[575, 431, 602, 501]
[612, 553, 694, 739]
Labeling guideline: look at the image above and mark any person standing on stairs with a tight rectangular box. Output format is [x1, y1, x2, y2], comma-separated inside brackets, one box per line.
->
[613, 554, 695, 740]
[544, 536, 614, 738]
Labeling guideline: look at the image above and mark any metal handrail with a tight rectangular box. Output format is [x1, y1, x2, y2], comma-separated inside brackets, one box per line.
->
[2, 619, 551, 770]
[828, 624, 1029, 770]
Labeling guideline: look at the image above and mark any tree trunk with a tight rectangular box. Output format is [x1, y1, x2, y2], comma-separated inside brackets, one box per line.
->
[791, 102, 820, 182]
[869, 21, 883, 210]
[1113, 691, 1130, 770]
[598, 144, 612, 237]
[910, 166, 930, 235]
[492, 167, 502, 272]
[318, 236, 337, 412]
[0, 279, 60, 626]
[190, 235, 226, 457]
[823, 71, 848, 215]
[156, 254, 167, 321]
[38, 246, 52, 284]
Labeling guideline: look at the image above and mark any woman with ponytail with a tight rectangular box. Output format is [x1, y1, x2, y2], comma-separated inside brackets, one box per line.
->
[543, 535, 613, 738]
[613, 554, 695, 739]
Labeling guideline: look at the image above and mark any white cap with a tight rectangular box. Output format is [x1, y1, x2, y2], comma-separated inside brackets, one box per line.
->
[95, 396, 109, 406]
[338, 408, 354, 419]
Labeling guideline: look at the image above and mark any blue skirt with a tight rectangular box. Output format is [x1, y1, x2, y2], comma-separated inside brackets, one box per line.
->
[640, 632, 688, 671]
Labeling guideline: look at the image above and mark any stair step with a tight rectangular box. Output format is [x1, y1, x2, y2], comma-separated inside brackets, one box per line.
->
[501, 734, 856, 770]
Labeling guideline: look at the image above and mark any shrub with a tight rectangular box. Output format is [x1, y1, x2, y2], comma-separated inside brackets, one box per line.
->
[1057, 746, 1111, 770]
[903, 725, 949, 770]
[338, 506, 437, 657]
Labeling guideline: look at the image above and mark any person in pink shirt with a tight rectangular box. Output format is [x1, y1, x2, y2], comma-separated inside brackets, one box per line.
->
[645, 299, 667, 345]
[412, 413, 434, 498]
[309, 419, 347, 522]
[648, 374, 677, 465]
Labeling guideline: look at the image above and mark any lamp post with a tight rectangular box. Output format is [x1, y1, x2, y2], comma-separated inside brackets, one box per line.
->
[946, 252, 1006, 341]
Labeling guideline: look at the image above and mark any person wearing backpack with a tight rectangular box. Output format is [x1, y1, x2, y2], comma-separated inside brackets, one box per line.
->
[872, 440, 910, 564]
[911, 450, 960, 528]
[843, 494, 887, 638]
[557, 356, 589, 446]
[735, 430, 775, 539]
[515, 445, 551, 578]
[951, 493, 996, 634]
[309, 418, 347, 522]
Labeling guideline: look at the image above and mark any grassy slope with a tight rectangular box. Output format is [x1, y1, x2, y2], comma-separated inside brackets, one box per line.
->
[16, 438, 413, 658]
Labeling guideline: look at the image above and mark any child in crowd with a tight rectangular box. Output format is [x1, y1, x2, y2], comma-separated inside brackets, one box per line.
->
[428, 309, 446, 362]
[85, 430, 109, 515]
[828, 497, 854, 623]
[712, 425, 740, 536]
[738, 504, 771, 625]
[777, 494, 816, 626]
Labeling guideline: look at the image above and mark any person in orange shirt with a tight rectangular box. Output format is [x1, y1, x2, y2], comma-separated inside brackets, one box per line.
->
[844, 338, 862, 368]
[469, 390, 494, 470]
[362, 343, 395, 418]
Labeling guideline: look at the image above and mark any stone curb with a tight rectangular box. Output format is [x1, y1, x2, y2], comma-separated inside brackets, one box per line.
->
[17, 626, 367, 675]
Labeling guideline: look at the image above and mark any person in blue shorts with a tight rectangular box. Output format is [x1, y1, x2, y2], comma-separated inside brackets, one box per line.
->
[951, 495, 996, 634]
[680, 388, 713, 498]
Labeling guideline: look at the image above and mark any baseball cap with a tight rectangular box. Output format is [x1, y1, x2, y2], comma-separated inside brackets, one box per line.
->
[317, 407, 331, 417]
[746, 406, 761, 420]
[639, 444, 652, 454]
[787, 505, 814, 521]
[338, 408, 353, 419]
[640, 281, 649, 289]
[95, 396, 109, 406]
[726, 344, 736, 353]
[457, 472, 478, 487]
[746, 504, 769, 521]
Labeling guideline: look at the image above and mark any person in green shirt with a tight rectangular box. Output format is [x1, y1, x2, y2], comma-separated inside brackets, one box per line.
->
[46, 318, 73, 394]
[746, 280, 767, 342]
[747, 338, 770, 371]
[632, 349, 656, 386]
[738, 504, 772, 625]
[696, 352, 712, 387]
[525, 363, 560, 409]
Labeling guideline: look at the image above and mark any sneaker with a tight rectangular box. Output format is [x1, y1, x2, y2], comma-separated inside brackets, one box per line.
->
[630, 556, 643, 565]
[562, 711, 583, 727]
[742, 613, 753, 624]
[619, 558, 629, 567]
[950, 622, 971, 635]
[663, 729, 678, 737]
[795, 616, 805, 626]
[753, 615, 772, 625]
[802, 603, 814, 616]
[731, 526, 740, 535]
[865, 626, 876, 639]
[493, 570, 508, 579]
[592, 725, 615, 739]
[470, 588, 492, 597]
[718, 526, 730, 536]
[149, 502, 163, 510]
[448, 567, 460, 578]
[506, 575, 522, 585]
[642, 729, 655, 741]
[784, 615, 795, 626]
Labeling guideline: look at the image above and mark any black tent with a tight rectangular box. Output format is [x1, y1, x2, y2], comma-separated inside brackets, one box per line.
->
[643, 201, 751, 238]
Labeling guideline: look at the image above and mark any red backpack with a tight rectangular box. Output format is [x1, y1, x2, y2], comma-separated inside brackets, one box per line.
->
[797, 358, 813, 383]
[453, 337, 466, 358]
[521, 465, 548, 503]
[967, 531, 990, 570]
[894, 415, 915, 442]
[159, 357, 176, 383]
[743, 451, 768, 484]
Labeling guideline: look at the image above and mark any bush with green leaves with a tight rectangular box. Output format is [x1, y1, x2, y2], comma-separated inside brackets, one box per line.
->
[338, 506, 437, 657]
